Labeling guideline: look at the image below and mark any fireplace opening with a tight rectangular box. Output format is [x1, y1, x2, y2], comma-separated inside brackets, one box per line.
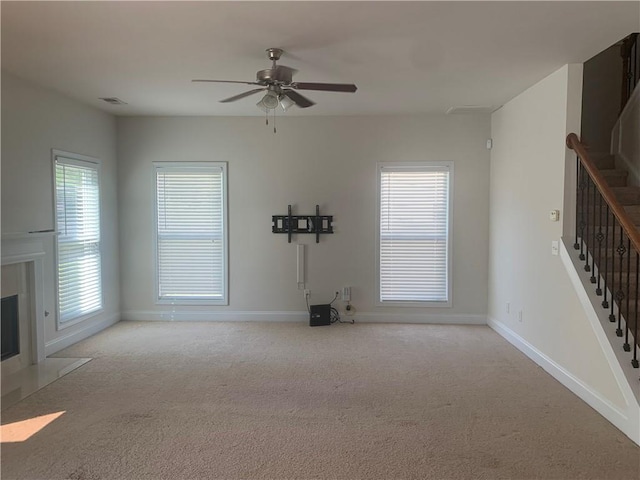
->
[1, 295, 20, 361]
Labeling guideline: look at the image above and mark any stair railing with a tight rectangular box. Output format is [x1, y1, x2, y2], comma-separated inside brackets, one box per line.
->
[567, 133, 639, 368]
[620, 33, 638, 113]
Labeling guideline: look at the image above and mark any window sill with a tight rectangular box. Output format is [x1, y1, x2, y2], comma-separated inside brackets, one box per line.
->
[155, 298, 228, 306]
[376, 300, 452, 308]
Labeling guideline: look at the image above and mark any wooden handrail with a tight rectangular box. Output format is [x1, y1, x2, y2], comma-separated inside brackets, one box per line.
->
[566, 133, 640, 254]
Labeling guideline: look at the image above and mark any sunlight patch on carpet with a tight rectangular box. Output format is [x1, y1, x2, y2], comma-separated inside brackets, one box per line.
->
[1, 411, 65, 443]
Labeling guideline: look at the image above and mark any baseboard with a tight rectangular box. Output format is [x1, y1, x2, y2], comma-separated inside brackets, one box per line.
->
[121, 310, 309, 322]
[488, 316, 639, 445]
[45, 313, 120, 356]
[353, 312, 486, 324]
[122, 310, 486, 325]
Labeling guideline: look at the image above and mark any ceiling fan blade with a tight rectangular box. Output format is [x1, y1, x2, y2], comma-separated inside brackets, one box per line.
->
[219, 88, 266, 103]
[282, 89, 315, 108]
[192, 79, 262, 86]
[292, 82, 357, 93]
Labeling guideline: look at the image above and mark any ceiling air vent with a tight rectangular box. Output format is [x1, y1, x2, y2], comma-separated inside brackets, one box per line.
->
[99, 97, 128, 105]
[446, 105, 495, 115]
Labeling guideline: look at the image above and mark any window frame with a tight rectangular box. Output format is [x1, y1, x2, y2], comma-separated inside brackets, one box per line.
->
[52, 149, 104, 330]
[153, 162, 229, 306]
[376, 161, 453, 307]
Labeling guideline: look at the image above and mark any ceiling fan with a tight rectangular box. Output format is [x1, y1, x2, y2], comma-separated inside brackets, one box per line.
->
[192, 48, 357, 111]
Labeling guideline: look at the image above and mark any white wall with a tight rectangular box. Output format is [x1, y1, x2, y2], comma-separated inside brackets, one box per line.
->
[488, 65, 632, 432]
[581, 44, 622, 154]
[1, 72, 120, 353]
[117, 114, 490, 322]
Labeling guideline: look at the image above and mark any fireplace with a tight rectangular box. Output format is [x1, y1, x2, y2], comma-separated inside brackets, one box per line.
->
[1, 295, 20, 361]
[1, 233, 50, 365]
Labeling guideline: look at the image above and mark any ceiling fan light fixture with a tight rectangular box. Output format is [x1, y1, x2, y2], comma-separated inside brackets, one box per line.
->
[279, 94, 295, 112]
[257, 90, 280, 111]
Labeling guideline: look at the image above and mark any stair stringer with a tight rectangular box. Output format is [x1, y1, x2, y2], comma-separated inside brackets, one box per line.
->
[561, 237, 640, 444]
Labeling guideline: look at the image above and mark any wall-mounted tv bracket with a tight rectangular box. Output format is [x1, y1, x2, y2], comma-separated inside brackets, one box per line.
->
[272, 205, 333, 243]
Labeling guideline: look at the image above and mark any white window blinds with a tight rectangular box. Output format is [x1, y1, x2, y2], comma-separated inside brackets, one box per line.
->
[155, 163, 227, 303]
[379, 164, 452, 304]
[55, 155, 103, 324]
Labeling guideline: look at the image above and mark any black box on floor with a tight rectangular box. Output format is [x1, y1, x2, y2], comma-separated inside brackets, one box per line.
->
[310, 304, 331, 326]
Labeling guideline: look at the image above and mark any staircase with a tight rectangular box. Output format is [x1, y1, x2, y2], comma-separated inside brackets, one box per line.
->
[568, 33, 640, 368]
[595, 153, 640, 295]
[569, 136, 640, 368]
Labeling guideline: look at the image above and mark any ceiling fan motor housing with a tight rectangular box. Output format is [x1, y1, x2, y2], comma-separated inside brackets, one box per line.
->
[256, 68, 293, 85]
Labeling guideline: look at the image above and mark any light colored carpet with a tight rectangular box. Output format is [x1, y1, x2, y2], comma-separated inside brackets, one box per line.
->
[1, 322, 638, 480]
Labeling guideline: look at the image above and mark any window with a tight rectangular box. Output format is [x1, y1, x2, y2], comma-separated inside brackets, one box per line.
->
[377, 162, 453, 305]
[154, 163, 228, 304]
[54, 151, 103, 327]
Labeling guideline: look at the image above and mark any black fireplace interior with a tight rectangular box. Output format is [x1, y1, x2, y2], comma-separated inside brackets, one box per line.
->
[2, 294, 20, 361]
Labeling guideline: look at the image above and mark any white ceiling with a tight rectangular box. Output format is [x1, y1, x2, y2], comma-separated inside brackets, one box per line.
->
[2, 1, 639, 117]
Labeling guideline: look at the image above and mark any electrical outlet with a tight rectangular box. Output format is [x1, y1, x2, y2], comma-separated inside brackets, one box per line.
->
[304, 289, 310, 298]
[342, 286, 351, 301]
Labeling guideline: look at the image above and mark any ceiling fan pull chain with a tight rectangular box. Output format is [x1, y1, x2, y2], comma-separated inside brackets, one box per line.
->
[265, 111, 268, 126]
[273, 109, 277, 134]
